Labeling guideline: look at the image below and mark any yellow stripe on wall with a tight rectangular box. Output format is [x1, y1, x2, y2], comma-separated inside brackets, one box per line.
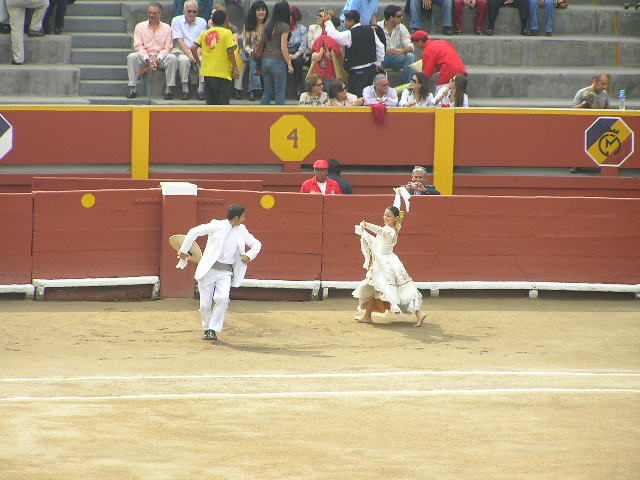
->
[130, 107, 150, 179]
[433, 108, 455, 195]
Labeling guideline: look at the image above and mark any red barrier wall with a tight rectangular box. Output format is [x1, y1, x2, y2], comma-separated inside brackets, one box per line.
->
[0, 193, 33, 283]
[0, 110, 131, 165]
[32, 189, 162, 279]
[31, 177, 263, 192]
[149, 110, 435, 167]
[322, 195, 640, 284]
[455, 111, 640, 169]
[194, 189, 324, 281]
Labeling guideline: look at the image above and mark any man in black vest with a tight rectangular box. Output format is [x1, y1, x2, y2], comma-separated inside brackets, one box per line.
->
[322, 10, 385, 98]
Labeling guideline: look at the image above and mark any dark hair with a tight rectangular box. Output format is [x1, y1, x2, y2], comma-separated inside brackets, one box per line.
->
[411, 72, 430, 102]
[148, 1, 162, 10]
[210, 9, 226, 26]
[245, 0, 268, 32]
[343, 9, 360, 24]
[387, 206, 400, 217]
[266, 1, 291, 41]
[327, 158, 341, 175]
[383, 4, 401, 20]
[227, 204, 246, 220]
[330, 14, 341, 28]
[289, 4, 302, 23]
[452, 74, 467, 107]
[328, 79, 346, 99]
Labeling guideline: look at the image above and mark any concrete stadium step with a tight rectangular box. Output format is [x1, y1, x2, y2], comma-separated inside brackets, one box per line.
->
[79, 79, 139, 97]
[464, 65, 640, 98]
[64, 16, 126, 33]
[79, 64, 128, 81]
[0, 35, 71, 64]
[0, 65, 80, 96]
[69, 33, 132, 49]
[444, 35, 640, 67]
[66, 0, 121, 17]
[469, 97, 628, 108]
[71, 48, 130, 65]
[0, 95, 90, 105]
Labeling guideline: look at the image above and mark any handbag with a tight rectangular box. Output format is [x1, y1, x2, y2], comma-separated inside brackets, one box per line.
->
[251, 33, 266, 62]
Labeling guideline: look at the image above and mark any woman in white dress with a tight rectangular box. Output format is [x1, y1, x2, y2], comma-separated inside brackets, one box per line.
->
[352, 190, 428, 327]
[434, 74, 469, 107]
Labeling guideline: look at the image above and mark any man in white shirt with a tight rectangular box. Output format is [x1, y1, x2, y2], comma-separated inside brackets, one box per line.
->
[171, 0, 208, 100]
[178, 204, 262, 341]
[363, 73, 399, 106]
[322, 9, 385, 98]
[378, 5, 415, 85]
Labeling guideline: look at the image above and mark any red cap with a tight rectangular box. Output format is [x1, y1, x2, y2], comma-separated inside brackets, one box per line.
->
[313, 159, 329, 169]
[410, 30, 428, 42]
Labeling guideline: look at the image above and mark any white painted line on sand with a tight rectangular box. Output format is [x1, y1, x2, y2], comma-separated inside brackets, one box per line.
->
[2, 370, 640, 383]
[2, 388, 640, 403]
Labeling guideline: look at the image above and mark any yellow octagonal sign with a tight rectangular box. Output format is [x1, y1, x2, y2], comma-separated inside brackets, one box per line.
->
[270, 114, 315, 162]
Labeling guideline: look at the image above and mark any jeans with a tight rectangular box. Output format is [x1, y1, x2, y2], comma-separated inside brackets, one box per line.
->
[382, 52, 416, 84]
[529, 0, 553, 33]
[410, 0, 452, 29]
[173, 0, 183, 16]
[261, 57, 288, 105]
[240, 54, 262, 92]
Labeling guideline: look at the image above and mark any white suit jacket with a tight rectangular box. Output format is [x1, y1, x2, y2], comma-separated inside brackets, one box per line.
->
[179, 219, 262, 286]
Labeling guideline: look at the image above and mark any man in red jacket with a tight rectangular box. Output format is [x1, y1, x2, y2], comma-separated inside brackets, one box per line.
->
[410, 30, 467, 93]
[300, 159, 342, 195]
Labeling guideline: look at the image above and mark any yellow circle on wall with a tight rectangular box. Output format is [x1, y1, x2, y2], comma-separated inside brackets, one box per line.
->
[259, 194, 275, 209]
[81, 193, 96, 208]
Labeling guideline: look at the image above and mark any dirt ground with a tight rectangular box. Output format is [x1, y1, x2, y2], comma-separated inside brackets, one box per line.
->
[1, 294, 639, 480]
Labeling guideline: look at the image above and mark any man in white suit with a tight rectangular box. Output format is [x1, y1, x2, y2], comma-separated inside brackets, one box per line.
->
[178, 204, 261, 341]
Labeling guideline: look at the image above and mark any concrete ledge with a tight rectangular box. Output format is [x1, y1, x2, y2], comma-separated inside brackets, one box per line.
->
[0, 64, 81, 96]
[0, 284, 35, 298]
[240, 279, 322, 300]
[0, 35, 71, 64]
[32, 276, 160, 300]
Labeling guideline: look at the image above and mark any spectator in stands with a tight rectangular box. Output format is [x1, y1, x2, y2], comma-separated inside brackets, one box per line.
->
[126, 2, 177, 99]
[401, 166, 440, 195]
[260, 0, 293, 105]
[242, 0, 268, 101]
[322, 9, 385, 98]
[378, 5, 415, 85]
[529, 0, 554, 36]
[0, 0, 9, 34]
[328, 78, 364, 106]
[309, 14, 344, 92]
[409, 0, 454, 35]
[171, 0, 207, 100]
[400, 72, 434, 107]
[306, 8, 332, 57]
[287, 5, 307, 97]
[410, 29, 467, 95]
[434, 73, 469, 106]
[43, 0, 68, 34]
[6, 0, 48, 65]
[486, 0, 530, 36]
[191, 9, 239, 104]
[299, 73, 329, 106]
[300, 159, 342, 194]
[572, 73, 610, 109]
[363, 73, 399, 106]
[453, 0, 488, 35]
[328, 158, 353, 194]
[340, 0, 378, 25]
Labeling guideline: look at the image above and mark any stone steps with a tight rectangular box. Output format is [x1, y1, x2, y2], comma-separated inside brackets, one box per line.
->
[0, 35, 71, 64]
[78, 64, 128, 80]
[0, 64, 81, 96]
[71, 47, 130, 65]
[69, 33, 132, 49]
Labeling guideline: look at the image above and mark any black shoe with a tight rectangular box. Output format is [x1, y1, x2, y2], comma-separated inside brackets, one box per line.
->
[11, 60, 23, 65]
[248, 90, 258, 101]
[521, 28, 531, 36]
[442, 26, 453, 35]
[54, 26, 63, 35]
[0, 23, 10, 34]
[27, 29, 45, 37]
[455, 30, 463, 35]
[202, 330, 211, 340]
[486, 28, 493, 36]
[164, 92, 173, 100]
[126, 88, 137, 99]
[233, 88, 243, 100]
[210, 330, 217, 341]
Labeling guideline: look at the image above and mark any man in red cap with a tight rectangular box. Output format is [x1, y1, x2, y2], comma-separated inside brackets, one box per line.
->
[300, 159, 342, 195]
[410, 30, 467, 94]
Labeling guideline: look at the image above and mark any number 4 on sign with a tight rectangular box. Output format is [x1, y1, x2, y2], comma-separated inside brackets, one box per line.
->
[287, 128, 299, 149]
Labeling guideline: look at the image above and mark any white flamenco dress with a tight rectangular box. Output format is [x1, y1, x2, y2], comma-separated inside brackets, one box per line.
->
[352, 221, 423, 315]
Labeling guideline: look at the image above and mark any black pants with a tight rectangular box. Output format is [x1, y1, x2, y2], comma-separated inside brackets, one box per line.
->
[348, 64, 377, 99]
[44, 0, 68, 32]
[487, 0, 528, 30]
[204, 76, 231, 105]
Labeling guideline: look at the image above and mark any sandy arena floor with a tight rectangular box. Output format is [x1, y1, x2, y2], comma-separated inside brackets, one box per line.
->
[0, 295, 639, 480]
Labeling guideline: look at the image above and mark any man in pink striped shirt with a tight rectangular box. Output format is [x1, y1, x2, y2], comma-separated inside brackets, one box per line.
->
[126, 2, 178, 100]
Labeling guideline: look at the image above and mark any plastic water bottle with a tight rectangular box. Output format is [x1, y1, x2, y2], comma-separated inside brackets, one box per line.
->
[430, 16, 436, 33]
[619, 89, 626, 110]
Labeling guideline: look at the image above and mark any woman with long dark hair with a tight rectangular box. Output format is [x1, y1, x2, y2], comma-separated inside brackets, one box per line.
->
[242, 0, 268, 101]
[287, 5, 307, 97]
[399, 72, 434, 107]
[260, 0, 293, 105]
[353, 190, 428, 327]
[435, 74, 469, 107]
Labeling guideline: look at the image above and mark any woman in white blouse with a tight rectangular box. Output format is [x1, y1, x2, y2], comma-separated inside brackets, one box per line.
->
[399, 72, 435, 107]
[299, 74, 330, 106]
[434, 74, 469, 107]
[328, 79, 363, 106]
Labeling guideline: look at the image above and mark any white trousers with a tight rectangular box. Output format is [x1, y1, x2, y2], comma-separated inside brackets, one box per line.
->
[197, 268, 232, 332]
[7, 0, 47, 63]
[173, 50, 204, 86]
[126, 51, 177, 88]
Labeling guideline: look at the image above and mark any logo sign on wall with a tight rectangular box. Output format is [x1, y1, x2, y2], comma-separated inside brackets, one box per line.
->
[0, 114, 12, 160]
[584, 117, 634, 167]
